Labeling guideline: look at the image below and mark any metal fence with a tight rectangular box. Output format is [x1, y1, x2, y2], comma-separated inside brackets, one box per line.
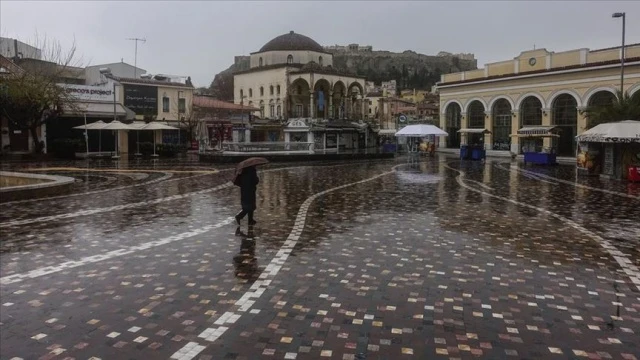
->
[221, 142, 314, 152]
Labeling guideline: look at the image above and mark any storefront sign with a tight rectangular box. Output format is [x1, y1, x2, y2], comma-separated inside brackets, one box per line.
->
[59, 84, 114, 101]
[124, 85, 157, 115]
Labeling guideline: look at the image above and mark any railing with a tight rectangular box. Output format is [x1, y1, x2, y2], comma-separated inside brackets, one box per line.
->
[221, 142, 314, 153]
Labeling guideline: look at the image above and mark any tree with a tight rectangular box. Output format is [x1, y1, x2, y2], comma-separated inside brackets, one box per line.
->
[0, 36, 82, 153]
[583, 90, 640, 129]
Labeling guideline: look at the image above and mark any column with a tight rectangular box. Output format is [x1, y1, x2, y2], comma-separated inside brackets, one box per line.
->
[460, 112, 468, 146]
[328, 92, 333, 119]
[360, 98, 365, 120]
[484, 111, 492, 150]
[510, 111, 519, 153]
[576, 106, 587, 136]
[541, 107, 552, 150]
[309, 92, 315, 119]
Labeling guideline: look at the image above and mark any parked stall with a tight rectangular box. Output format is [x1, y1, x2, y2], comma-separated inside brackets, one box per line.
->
[575, 120, 640, 181]
[457, 128, 490, 160]
[395, 124, 448, 157]
[513, 126, 560, 165]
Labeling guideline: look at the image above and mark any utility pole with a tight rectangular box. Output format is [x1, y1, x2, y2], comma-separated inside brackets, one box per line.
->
[126, 37, 146, 78]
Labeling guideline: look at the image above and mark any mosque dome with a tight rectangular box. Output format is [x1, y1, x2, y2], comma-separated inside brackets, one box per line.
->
[259, 31, 325, 53]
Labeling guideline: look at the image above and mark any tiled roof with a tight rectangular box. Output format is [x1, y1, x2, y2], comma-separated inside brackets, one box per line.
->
[439, 57, 640, 86]
[113, 76, 194, 88]
[193, 96, 259, 111]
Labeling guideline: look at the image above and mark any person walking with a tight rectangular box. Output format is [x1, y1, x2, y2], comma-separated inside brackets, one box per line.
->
[235, 165, 259, 226]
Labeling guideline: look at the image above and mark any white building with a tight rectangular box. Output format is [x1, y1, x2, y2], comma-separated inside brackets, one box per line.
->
[85, 62, 147, 85]
[0, 37, 42, 60]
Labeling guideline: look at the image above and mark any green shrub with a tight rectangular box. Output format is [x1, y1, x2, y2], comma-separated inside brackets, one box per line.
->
[50, 138, 85, 159]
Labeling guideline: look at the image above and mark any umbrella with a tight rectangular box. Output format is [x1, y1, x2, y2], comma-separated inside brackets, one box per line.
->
[235, 157, 269, 176]
[101, 121, 136, 158]
[74, 120, 107, 154]
[395, 124, 448, 137]
[139, 122, 179, 157]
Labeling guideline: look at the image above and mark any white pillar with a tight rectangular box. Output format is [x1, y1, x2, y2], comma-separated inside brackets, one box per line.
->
[309, 92, 315, 119]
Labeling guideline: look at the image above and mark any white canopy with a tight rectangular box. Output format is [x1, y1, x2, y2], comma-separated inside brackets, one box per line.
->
[73, 120, 107, 130]
[395, 124, 448, 137]
[101, 120, 135, 130]
[576, 120, 640, 143]
[139, 122, 179, 130]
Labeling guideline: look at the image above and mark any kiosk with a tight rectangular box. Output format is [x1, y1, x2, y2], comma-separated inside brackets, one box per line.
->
[513, 126, 560, 165]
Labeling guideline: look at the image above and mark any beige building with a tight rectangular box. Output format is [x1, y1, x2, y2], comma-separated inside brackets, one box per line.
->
[437, 43, 640, 156]
[233, 31, 367, 122]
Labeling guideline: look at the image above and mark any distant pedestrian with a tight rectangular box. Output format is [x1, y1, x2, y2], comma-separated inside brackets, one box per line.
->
[234, 165, 259, 226]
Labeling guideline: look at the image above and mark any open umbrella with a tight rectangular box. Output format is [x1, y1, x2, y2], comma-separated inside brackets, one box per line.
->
[234, 157, 269, 177]
[101, 120, 135, 158]
[74, 120, 107, 155]
[139, 122, 179, 157]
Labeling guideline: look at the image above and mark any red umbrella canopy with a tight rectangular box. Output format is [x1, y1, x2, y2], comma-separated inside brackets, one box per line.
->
[235, 157, 269, 175]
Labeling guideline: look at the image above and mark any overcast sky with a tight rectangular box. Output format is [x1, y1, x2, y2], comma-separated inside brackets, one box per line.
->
[2, 1, 639, 87]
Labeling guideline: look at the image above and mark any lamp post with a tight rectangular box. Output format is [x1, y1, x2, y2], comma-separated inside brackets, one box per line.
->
[612, 12, 626, 94]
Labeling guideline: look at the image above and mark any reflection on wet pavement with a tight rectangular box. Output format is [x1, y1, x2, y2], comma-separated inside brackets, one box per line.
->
[0, 155, 638, 360]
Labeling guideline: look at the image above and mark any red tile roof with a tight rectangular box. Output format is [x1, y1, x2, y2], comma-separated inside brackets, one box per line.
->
[193, 96, 259, 111]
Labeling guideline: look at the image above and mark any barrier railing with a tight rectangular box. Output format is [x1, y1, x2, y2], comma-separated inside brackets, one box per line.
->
[221, 142, 314, 153]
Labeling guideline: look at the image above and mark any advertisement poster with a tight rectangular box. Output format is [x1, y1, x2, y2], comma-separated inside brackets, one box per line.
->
[124, 85, 157, 115]
[577, 143, 602, 175]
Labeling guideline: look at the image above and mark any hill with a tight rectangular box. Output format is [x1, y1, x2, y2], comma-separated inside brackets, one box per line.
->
[208, 49, 477, 101]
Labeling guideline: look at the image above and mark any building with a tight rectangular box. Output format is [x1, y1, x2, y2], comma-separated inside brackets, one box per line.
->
[437, 43, 640, 155]
[1, 37, 42, 60]
[84, 62, 147, 85]
[233, 31, 372, 151]
[324, 44, 373, 53]
[192, 96, 259, 148]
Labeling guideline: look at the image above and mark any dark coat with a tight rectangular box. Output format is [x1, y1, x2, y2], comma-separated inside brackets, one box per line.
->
[239, 166, 259, 211]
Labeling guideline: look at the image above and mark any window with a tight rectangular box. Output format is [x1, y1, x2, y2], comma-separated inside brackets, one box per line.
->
[318, 56, 323, 66]
[295, 104, 303, 117]
[260, 105, 265, 118]
[270, 85, 274, 95]
[240, 89, 244, 98]
[270, 105, 275, 118]
[277, 105, 281, 117]
[260, 87, 264, 96]
[277, 85, 281, 95]
[520, 96, 542, 126]
[163, 96, 170, 112]
[467, 101, 485, 128]
[178, 98, 186, 113]
[259, 57, 263, 67]
[287, 55, 293, 64]
[249, 88, 253, 97]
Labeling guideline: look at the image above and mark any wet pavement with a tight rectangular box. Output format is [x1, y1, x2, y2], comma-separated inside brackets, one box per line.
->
[1, 155, 639, 360]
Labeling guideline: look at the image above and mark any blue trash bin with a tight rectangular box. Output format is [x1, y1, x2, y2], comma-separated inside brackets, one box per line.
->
[471, 147, 486, 160]
[460, 145, 470, 160]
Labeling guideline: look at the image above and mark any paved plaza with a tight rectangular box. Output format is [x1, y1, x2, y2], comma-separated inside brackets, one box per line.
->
[1, 155, 639, 360]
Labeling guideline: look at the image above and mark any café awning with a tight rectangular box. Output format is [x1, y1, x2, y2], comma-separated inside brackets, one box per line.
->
[457, 128, 491, 134]
[62, 101, 132, 119]
[576, 120, 640, 143]
[512, 126, 560, 138]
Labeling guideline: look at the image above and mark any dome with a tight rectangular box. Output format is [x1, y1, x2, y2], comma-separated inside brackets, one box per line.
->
[259, 31, 324, 53]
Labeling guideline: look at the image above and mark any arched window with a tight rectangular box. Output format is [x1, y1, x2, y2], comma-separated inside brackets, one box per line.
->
[318, 56, 323, 66]
[259, 57, 263, 67]
[287, 55, 293, 64]
[270, 85, 274, 95]
[520, 97, 542, 126]
[467, 101, 485, 128]
[260, 87, 264, 96]
[588, 91, 616, 107]
[277, 85, 281, 95]
[277, 105, 281, 117]
[248, 88, 253, 98]
[552, 94, 578, 156]
[492, 99, 512, 151]
[445, 103, 461, 148]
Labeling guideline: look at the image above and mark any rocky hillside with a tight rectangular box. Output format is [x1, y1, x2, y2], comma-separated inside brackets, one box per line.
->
[209, 50, 477, 101]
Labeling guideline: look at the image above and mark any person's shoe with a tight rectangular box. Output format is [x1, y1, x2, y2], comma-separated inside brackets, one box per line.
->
[248, 219, 257, 226]
[235, 215, 242, 225]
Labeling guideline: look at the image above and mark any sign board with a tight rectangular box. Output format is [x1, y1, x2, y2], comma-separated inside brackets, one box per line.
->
[59, 84, 114, 102]
[124, 85, 158, 115]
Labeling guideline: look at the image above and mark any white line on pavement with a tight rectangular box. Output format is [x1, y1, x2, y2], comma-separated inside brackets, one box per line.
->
[447, 164, 640, 292]
[499, 163, 639, 199]
[0, 217, 235, 286]
[170, 166, 399, 360]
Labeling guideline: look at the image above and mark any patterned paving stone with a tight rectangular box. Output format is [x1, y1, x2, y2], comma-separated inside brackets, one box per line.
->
[1, 155, 638, 360]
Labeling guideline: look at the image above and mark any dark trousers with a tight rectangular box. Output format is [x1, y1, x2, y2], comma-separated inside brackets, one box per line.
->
[236, 209, 254, 223]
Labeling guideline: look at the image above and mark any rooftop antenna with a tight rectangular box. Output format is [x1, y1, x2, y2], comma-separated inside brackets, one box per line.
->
[126, 37, 146, 78]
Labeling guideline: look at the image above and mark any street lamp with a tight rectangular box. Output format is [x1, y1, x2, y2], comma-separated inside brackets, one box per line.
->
[612, 12, 626, 93]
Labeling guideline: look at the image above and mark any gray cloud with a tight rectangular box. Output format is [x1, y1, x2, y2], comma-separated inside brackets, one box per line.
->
[2, 1, 639, 87]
